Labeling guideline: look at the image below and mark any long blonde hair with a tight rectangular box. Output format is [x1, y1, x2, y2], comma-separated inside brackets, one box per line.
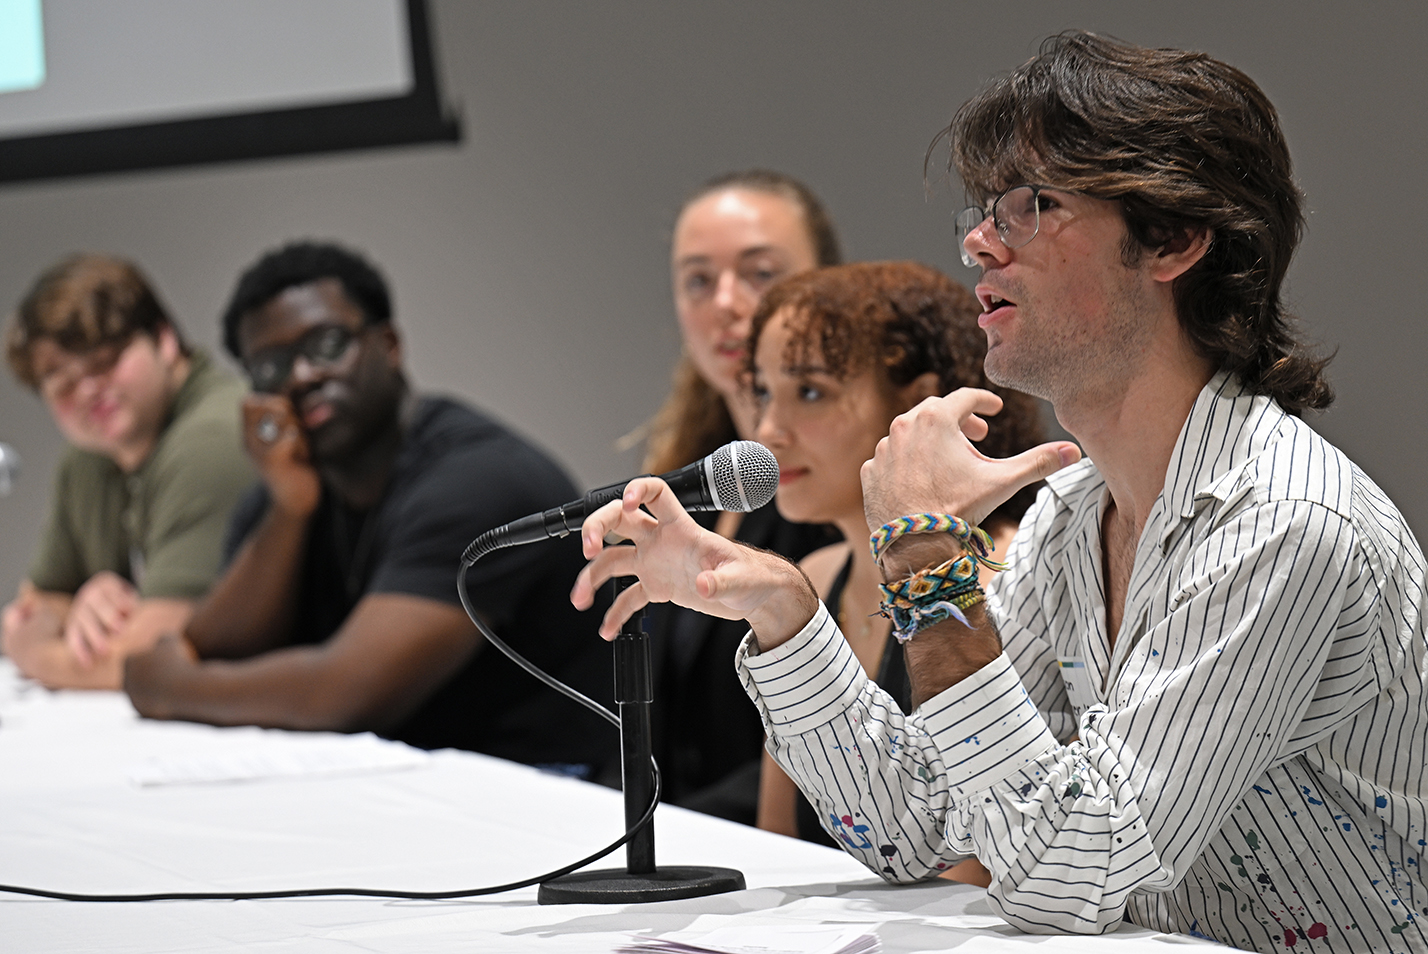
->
[641, 170, 842, 474]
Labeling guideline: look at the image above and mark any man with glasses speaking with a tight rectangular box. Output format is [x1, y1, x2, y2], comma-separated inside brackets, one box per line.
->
[2, 255, 252, 690]
[569, 32, 1426, 953]
[123, 241, 615, 777]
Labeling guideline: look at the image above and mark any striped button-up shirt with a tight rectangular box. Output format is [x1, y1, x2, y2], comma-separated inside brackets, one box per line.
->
[738, 372, 1427, 953]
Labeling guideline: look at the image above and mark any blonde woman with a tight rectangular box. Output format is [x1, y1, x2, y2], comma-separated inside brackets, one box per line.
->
[642, 171, 842, 823]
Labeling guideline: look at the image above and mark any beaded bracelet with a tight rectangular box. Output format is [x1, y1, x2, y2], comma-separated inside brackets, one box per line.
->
[878, 554, 985, 643]
[868, 513, 1006, 572]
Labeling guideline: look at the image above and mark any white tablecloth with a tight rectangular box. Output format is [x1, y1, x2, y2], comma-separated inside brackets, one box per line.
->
[0, 660, 1231, 953]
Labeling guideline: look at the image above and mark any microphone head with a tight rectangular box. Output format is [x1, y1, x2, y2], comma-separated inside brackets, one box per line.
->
[704, 441, 779, 513]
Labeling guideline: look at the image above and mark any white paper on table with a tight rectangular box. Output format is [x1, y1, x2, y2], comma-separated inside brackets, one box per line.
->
[955, 932, 1234, 952]
[125, 732, 430, 786]
[617, 923, 880, 954]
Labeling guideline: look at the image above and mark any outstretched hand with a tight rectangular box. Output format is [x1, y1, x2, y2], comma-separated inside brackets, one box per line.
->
[861, 388, 1080, 571]
[570, 477, 817, 650]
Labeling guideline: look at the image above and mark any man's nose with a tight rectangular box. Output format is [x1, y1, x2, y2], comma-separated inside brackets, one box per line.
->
[288, 354, 326, 388]
[963, 216, 1010, 267]
[71, 371, 107, 403]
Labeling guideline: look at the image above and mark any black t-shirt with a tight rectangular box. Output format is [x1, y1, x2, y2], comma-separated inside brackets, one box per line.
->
[644, 501, 839, 823]
[224, 397, 615, 772]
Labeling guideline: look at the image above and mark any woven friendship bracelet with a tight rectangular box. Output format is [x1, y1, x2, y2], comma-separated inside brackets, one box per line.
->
[884, 588, 987, 644]
[878, 554, 985, 643]
[878, 554, 980, 607]
[868, 513, 1007, 572]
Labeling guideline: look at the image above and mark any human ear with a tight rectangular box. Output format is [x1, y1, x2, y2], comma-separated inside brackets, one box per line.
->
[155, 324, 181, 362]
[375, 322, 403, 368]
[1150, 227, 1212, 284]
[895, 371, 942, 411]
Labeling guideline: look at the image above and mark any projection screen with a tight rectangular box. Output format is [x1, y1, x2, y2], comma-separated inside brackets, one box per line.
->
[0, 0, 458, 183]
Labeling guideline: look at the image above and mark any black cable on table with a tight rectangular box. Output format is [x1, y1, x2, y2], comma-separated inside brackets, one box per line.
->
[0, 559, 654, 903]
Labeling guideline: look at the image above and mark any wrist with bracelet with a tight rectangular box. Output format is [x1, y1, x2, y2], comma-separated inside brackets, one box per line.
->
[870, 513, 1005, 644]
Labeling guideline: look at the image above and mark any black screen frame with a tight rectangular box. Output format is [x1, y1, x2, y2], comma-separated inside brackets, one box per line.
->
[0, 0, 459, 185]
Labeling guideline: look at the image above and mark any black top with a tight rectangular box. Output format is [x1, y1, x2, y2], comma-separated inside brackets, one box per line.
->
[795, 554, 911, 846]
[643, 501, 839, 824]
[224, 396, 615, 773]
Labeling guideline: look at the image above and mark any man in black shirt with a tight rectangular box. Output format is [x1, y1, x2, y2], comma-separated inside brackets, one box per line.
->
[125, 242, 613, 776]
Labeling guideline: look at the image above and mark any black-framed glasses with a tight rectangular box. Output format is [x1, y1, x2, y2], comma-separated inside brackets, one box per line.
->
[954, 184, 1049, 268]
[245, 324, 361, 393]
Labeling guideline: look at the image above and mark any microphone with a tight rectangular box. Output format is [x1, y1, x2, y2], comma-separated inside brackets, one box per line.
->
[0, 442, 18, 497]
[463, 440, 778, 563]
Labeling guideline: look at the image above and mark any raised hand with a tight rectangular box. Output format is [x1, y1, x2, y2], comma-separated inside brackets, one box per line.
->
[861, 388, 1080, 573]
[570, 477, 817, 650]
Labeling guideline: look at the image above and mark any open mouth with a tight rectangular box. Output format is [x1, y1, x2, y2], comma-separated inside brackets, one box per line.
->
[976, 287, 1017, 326]
[977, 288, 1015, 312]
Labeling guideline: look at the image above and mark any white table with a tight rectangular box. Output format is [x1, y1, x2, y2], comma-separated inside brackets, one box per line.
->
[0, 661, 1230, 953]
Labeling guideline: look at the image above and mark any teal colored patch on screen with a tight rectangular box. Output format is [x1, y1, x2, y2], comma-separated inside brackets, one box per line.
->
[0, 0, 46, 94]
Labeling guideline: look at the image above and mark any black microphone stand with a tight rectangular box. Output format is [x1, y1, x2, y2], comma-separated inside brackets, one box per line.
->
[537, 575, 745, 904]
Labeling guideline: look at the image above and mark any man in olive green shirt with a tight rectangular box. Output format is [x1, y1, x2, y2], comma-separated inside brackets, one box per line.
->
[1, 255, 253, 689]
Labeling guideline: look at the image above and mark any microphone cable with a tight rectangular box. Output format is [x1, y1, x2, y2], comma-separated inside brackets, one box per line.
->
[0, 553, 659, 903]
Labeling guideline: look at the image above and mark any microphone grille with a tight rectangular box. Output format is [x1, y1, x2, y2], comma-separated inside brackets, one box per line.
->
[708, 441, 779, 513]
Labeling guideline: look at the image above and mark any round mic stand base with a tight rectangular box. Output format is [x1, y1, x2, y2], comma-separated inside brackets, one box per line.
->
[539, 581, 745, 905]
[537, 865, 745, 905]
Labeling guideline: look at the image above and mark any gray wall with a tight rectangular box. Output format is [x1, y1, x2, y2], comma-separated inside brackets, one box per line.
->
[2, 1, 1424, 597]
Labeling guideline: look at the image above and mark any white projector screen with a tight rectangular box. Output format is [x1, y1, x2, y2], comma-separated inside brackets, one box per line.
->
[0, 0, 457, 182]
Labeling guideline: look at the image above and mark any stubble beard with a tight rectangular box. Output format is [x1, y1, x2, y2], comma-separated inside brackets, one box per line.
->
[982, 272, 1155, 412]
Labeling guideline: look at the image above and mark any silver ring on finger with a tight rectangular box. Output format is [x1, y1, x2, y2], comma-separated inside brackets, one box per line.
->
[256, 415, 280, 444]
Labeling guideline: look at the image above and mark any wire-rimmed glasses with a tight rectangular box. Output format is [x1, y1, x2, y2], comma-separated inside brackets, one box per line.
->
[954, 185, 1047, 268]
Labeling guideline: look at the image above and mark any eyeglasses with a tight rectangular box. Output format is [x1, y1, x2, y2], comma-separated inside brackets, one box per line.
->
[38, 338, 132, 404]
[954, 184, 1050, 268]
[245, 324, 361, 393]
